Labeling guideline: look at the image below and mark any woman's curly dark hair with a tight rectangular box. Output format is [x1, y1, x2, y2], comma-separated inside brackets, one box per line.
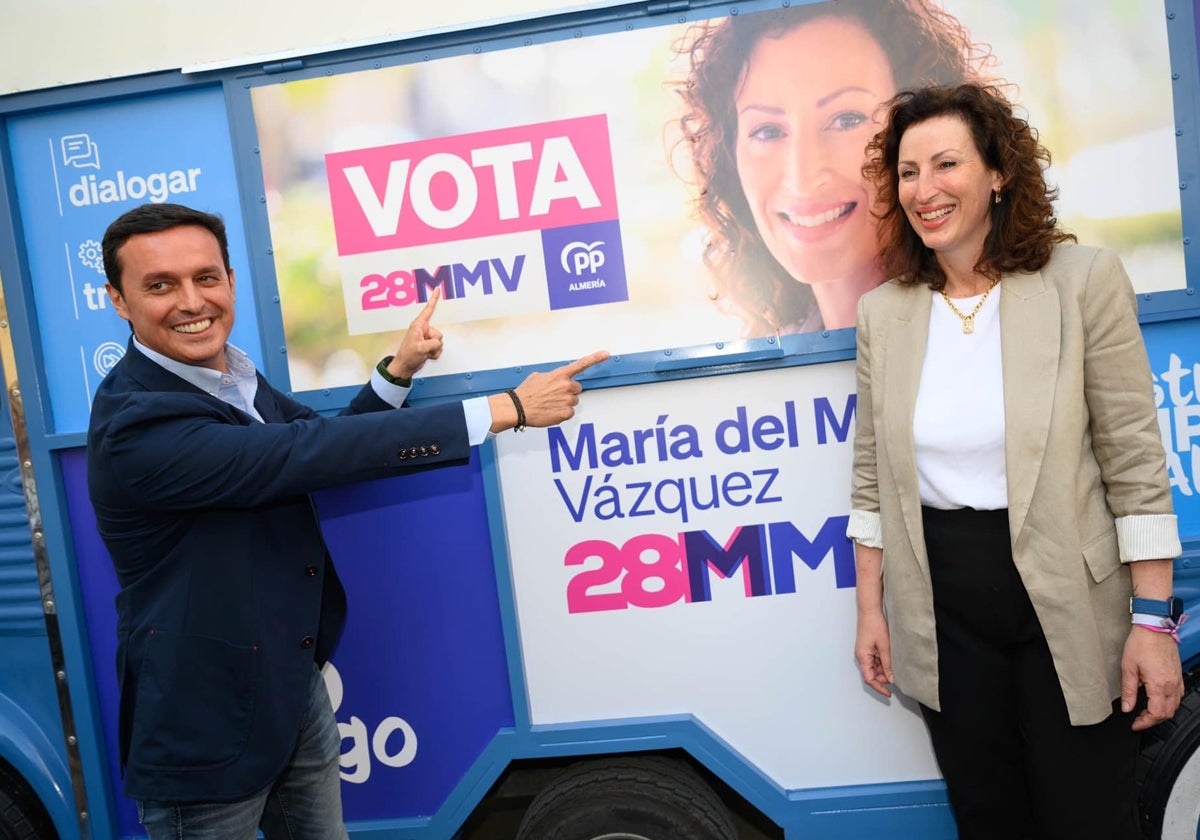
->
[674, 0, 990, 335]
[862, 83, 1076, 291]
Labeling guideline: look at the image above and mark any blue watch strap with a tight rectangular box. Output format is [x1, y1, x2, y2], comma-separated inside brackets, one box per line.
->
[1130, 596, 1182, 619]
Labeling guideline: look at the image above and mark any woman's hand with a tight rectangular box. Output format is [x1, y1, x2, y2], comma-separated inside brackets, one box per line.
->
[1121, 625, 1183, 731]
[1123, 559, 1184, 730]
[856, 608, 894, 698]
[853, 542, 892, 697]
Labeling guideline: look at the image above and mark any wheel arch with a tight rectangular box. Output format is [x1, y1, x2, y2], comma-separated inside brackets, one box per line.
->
[0, 689, 74, 838]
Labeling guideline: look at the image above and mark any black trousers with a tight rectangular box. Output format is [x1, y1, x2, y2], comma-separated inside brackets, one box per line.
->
[918, 506, 1141, 840]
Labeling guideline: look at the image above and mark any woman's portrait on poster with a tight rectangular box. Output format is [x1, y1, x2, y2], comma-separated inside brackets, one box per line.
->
[673, 0, 993, 336]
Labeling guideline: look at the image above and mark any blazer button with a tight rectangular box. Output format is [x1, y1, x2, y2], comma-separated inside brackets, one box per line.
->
[420, 446, 429, 456]
[409, 447, 419, 458]
[300, 636, 314, 649]
[305, 565, 318, 577]
[431, 444, 440, 455]
[397, 450, 409, 460]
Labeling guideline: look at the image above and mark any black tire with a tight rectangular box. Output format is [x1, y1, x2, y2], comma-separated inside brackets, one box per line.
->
[514, 755, 737, 840]
[0, 763, 57, 840]
[1138, 679, 1200, 839]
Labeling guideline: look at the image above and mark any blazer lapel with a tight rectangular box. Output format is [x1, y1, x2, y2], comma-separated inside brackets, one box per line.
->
[117, 338, 263, 424]
[1000, 270, 1060, 543]
[120, 338, 206, 395]
[881, 286, 932, 574]
[253, 376, 284, 423]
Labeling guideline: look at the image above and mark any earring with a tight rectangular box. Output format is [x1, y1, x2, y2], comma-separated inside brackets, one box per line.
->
[994, 191, 1002, 205]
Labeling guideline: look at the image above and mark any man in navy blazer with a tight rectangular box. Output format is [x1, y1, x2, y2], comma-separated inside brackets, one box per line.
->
[87, 202, 607, 839]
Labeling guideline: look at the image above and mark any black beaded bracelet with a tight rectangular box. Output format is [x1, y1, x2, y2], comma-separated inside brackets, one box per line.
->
[376, 356, 412, 388]
[504, 388, 527, 432]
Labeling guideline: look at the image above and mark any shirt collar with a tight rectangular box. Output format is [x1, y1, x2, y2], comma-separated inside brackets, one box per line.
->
[131, 337, 258, 395]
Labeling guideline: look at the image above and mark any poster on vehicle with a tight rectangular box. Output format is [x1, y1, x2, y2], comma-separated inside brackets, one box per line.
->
[1144, 319, 1200, 537]
[5, 87, 262, 435]
[250, 0, 1184, 392]
[495, 361, 942, 789]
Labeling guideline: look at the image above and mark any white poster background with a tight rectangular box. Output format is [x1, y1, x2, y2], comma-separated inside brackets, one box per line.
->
[339, 230, 549, 332]
[496, 362, 940, 789]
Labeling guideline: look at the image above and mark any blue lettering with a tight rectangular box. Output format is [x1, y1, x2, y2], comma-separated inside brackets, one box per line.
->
[552, 474, 592, 522]
[769, 515, 855, 591]
[814, 395, 856, 445]
[715, 406, 751, 454]
[628, 481, 654, 517]
[752, 468, 781, 504]
[452, 260, 493, 297]
[721, 471, 753, 506]
[492, 254, 525, 292]
[684, 525, 771, 601]
[599, 431, 635, 467]
[415, 264, 452, 300]
[549, 424, 598, 472]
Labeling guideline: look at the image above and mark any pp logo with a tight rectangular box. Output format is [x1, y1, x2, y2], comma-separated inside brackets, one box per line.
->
[560, 240, 606, 276]
[93, 342, 124, 376]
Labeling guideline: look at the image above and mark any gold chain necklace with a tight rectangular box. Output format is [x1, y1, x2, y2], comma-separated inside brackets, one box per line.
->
[940, 278, 999, 335]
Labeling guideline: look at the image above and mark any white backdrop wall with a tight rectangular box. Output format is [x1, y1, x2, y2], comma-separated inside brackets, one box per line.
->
[0, 0, 616, 95]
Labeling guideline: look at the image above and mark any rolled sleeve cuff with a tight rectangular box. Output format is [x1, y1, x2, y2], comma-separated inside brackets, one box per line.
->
[847, 509, 883, 549]
[370, 368, 411, 408]
[1116, 513, 1182, 562]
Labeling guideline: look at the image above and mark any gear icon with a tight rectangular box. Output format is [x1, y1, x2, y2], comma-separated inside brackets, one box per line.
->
[78, 239, 104, 275]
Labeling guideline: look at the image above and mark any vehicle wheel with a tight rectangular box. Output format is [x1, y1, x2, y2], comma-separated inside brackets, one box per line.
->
[0, 762, 57, 840]
[514, 755, 737, 840]
[1138, 679, 1200, 839]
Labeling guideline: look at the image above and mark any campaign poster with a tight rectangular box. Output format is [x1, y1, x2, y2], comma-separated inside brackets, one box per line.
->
[250, 0, 1184, 392]
[1144, 319, 1200, 539]
[495, 362, 942, 789]
[6, 87, 262, 435]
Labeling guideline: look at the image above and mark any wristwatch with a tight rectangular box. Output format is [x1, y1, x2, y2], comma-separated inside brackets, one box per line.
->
[1130, 596, 1185, 623]
[376, 356, 412, 388]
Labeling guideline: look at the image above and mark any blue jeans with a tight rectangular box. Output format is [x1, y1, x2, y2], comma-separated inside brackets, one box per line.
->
[138, 664, 348, 840]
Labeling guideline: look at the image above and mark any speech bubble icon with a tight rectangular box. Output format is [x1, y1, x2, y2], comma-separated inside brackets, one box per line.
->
[61, 134, 100, 169]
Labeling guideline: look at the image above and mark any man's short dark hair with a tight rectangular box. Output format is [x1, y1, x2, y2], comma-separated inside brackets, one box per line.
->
[102, 203, 231, 293]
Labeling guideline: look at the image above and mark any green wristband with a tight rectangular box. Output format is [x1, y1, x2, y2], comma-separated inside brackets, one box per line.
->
[376, 356, 412, 388]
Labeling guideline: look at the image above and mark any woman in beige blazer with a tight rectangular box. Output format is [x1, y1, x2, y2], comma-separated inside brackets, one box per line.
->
[849, 83, 1183, 839]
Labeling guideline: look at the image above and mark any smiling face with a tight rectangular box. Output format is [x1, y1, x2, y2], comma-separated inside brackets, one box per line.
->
[734, 15, 896, 287]
[107, 225, 236, 371]
[897, 114, 1003, 272]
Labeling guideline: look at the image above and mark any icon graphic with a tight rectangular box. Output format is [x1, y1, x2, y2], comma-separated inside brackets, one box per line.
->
[543, 220, 628, 311]
[78, 240, 104, 275]
[560, 240, 606, 276]
[93, 341, 124, 376]
[61, 134, 100, 170]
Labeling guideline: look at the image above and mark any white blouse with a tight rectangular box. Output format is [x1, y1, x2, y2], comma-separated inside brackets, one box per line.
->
[912, 286, 1007, 510]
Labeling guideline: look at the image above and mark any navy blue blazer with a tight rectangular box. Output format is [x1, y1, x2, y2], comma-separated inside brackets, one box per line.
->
[87, 341, 470, 802]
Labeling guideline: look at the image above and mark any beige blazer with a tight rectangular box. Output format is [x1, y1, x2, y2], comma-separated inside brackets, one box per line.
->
[850, 243, 1180, 725]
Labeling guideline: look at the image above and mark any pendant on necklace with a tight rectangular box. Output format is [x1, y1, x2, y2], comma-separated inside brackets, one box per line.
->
[961, 316, 975, 335]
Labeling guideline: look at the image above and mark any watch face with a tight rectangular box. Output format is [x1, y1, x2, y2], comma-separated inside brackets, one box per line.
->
[1170, 597, 1185, 622]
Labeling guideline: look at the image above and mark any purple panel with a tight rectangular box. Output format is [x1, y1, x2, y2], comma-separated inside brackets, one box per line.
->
[314, 450, 514, 819]
[59, 447, 133, 833]
[60, 447, 512, 830]
[543, 219, 629, 311]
